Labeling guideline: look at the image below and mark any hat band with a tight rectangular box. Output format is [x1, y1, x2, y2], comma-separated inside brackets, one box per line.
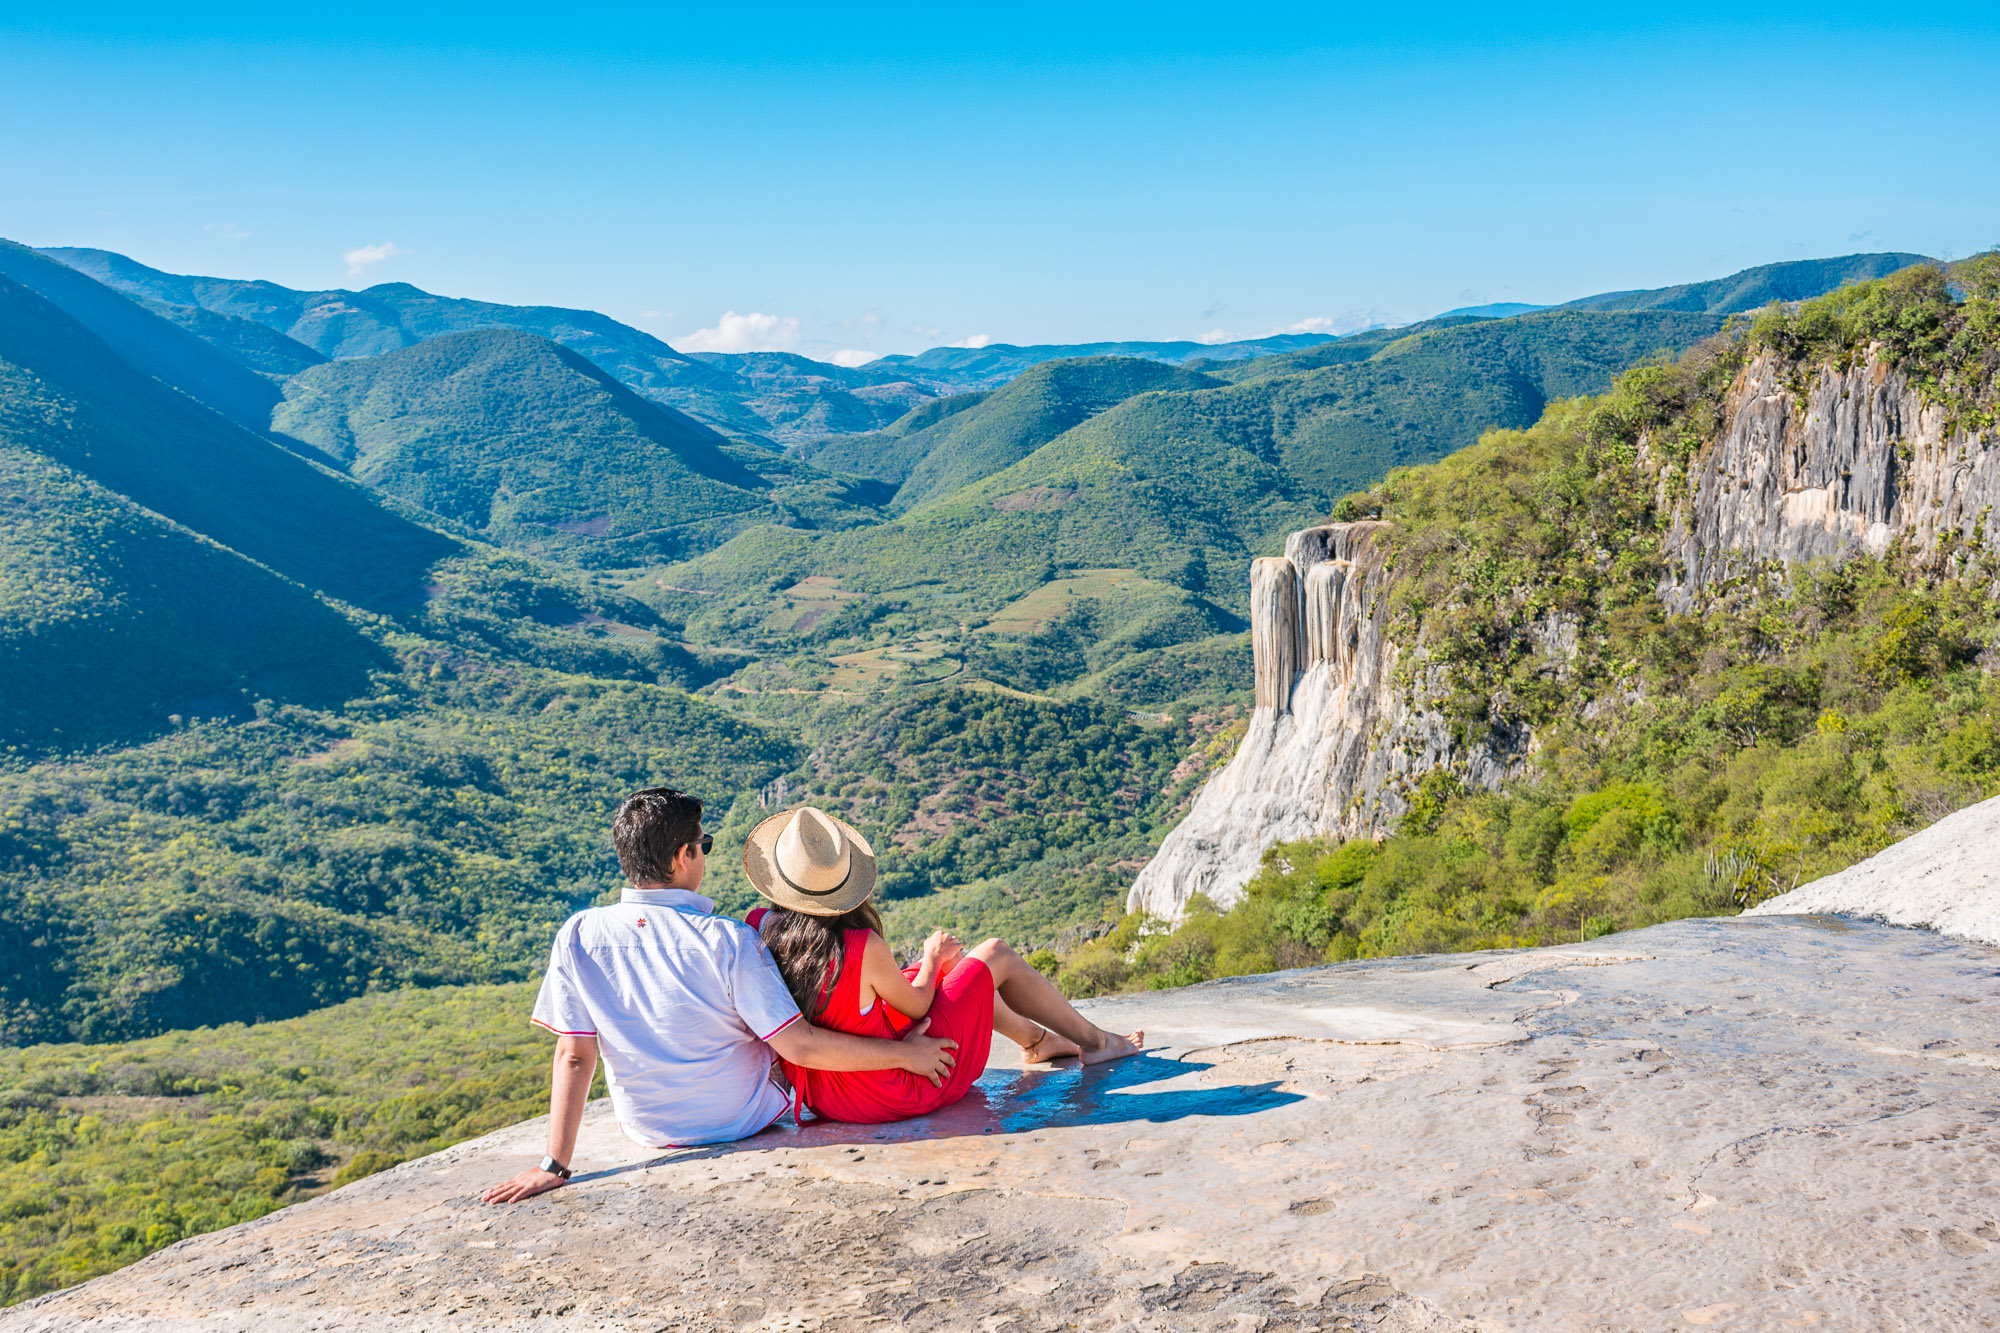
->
[774, 856, 853, 898]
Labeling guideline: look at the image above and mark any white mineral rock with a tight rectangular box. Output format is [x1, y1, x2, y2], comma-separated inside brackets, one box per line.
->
[1747, 792, 2000, 946]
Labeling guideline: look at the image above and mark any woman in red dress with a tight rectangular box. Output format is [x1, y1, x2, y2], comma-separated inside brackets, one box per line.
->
[742, 806, 1143, 1124]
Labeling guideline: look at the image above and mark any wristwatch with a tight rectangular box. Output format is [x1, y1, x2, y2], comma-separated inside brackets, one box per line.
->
[538, 1155, 572, 1179]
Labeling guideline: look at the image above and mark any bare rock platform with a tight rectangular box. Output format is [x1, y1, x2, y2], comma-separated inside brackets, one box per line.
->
[7, 915, 1998, 1332]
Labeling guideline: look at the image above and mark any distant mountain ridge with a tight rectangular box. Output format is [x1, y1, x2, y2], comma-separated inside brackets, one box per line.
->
[866, 333, 1338, 394]
[1437, 251, 1931, 321]
[40, 247, 931, 445]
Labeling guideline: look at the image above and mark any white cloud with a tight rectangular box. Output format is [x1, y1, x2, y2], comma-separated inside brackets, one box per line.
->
[1272, 310, 1400, 337]
[821, 348, 877, 367]
[676, 311, 802, 354]
[343, 242, 401, 279]
[1196, 328, 1236, 344]
[204, 222, 251, 240]
[948, 334, 993, 349]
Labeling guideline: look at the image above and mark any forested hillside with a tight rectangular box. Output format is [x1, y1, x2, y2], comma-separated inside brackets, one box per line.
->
[273, 328, 780, 564]
[795, 356, 1223, 510]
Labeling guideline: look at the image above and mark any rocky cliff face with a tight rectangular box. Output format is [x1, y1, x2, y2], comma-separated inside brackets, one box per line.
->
[1132, 348, 2000, 921]
[1128, 523, 1528, 919]
[1664, 351, 2000, 603]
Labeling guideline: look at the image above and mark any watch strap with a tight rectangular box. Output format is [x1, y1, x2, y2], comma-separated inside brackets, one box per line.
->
[538, 1154, 572, 1179]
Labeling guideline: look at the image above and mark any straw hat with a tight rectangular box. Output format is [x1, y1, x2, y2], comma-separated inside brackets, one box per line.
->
[742, 806, 877, 916]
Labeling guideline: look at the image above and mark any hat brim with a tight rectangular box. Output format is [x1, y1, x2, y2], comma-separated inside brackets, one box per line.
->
[742, 807, 878, 916]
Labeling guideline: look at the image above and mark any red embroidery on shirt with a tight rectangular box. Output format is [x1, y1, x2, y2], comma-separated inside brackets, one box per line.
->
[636, 917, 647, 927]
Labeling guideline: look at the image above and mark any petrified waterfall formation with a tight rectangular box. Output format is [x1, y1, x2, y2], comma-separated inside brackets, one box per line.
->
[1127, 522, 1441, 920]
[1131, 350, 2000, 923]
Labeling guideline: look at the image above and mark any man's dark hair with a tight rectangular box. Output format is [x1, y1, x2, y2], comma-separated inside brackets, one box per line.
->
[613, 787, 704, 884]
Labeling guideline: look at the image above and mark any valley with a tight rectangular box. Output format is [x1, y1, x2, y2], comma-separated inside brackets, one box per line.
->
[1, 239, 1991, 1306]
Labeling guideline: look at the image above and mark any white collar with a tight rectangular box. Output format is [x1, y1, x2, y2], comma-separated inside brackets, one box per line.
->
[620, 886, 716, 914]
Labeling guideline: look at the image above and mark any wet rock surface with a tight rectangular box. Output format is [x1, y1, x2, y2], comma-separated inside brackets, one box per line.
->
[8, 915, 1998, 1332]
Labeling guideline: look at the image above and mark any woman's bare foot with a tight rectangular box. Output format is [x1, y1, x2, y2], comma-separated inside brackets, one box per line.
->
[1021, 1026, 1084, 1064]
[1080, 1029, 1144, 1065]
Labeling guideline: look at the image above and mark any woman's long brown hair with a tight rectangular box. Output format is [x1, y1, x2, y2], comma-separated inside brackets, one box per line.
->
[757, 901, 886, 1021]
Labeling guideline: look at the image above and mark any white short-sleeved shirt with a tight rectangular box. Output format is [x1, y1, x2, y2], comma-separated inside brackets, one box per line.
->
[531, 886, 802, 1148]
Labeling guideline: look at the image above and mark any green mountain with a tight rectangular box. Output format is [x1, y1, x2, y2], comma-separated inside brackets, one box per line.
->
[788, 390, 993, 484]
[865, 332, 1338, 394]
[0, 275, 457, 616]
[0, 241, 283, 432]
[272, 327, 787, 565]
[0, 276, 404, 749]
[1203, 308, 1730, 494]
[1557, 251, 1929, 314]
[40, 248, 932, 444]
[796, 357, 1223, 511]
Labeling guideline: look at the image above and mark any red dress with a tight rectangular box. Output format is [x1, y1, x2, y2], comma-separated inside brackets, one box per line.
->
[748, 910, 994, 1123]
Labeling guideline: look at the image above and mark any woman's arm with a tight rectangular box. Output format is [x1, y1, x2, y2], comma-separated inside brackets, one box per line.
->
[861, 930, 959, 1021]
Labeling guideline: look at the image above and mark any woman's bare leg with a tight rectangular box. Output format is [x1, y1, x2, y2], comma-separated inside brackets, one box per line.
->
[993, 992, 1083, 1063]
[967, 939, 1142, 1065]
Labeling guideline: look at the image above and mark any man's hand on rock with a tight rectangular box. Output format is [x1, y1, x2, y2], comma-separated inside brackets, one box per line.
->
[481, 1166, 568, 1205]
[900, 1016, 959, 1087]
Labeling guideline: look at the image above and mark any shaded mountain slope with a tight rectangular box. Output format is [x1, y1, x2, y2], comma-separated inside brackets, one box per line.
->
[0, 277, 458, 613]
[272, 328, 785, 565]
[0, 241, 282, 432]
[136, 298, 328, 377]
[0, 444, 382, 750]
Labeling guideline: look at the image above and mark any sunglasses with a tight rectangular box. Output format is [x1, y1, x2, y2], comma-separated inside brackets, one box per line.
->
[689, 833, 714, 857]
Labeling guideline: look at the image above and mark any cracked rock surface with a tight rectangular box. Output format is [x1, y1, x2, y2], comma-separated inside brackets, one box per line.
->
[6, 915, 1997, 1332]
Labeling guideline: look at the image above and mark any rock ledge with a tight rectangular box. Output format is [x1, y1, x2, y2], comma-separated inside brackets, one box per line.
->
[6, 915, 1997, 1331]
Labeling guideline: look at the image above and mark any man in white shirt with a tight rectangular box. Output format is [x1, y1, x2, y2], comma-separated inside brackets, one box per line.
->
[482, 788, 957, 1203]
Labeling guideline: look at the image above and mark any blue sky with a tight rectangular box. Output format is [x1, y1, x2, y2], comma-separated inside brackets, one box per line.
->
[3, 3, 1997, 363]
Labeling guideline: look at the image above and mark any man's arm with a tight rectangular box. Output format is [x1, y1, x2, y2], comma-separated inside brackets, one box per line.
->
[768, 1017, 959, 1087]
[481, 1033, 597, 1204]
